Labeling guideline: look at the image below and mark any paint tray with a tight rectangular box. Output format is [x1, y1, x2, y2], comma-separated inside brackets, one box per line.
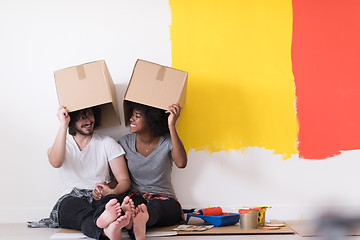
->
[185, 212, 240, 227]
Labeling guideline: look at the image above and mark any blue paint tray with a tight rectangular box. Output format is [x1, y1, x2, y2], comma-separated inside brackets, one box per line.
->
[185, 212, 240, 227]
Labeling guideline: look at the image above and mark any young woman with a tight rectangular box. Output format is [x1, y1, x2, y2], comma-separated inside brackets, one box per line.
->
[118, 102, 187, 238]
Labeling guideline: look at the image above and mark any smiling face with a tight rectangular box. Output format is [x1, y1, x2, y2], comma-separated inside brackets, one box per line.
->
[129, 109, 148, 134]
[74, 108, 95, 136]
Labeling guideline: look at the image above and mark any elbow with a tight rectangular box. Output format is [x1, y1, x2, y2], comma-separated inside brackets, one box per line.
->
[50, 161, 63, 168]
[49, 157, 63, 168]
[178, 164, 186, 169]
[176, 159, 187, 169]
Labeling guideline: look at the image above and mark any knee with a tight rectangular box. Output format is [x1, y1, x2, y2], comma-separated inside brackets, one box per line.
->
[58, 197, 92, 222]
[59, 197, 80, 213]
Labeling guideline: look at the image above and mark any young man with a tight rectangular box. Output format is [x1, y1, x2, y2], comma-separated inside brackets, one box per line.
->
[30, 106, 133, 240]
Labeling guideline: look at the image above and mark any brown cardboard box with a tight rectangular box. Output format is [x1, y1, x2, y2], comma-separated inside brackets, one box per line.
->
[123, 59, 188, 125]
[54, 60, 120, 130]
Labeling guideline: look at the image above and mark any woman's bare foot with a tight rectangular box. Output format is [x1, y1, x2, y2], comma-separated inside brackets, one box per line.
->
[96, 198, 121, 228]
[103, 210, 131, 240]
[133, 204, 149, 240]
[121, 196, 135, 230]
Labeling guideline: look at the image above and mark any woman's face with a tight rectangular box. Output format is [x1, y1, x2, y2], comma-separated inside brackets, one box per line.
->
[129, 109, 147, 133]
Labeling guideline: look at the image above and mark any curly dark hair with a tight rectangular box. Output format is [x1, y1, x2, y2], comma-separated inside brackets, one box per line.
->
[125, 101, 169, 137]
[68, 106, 101, 136]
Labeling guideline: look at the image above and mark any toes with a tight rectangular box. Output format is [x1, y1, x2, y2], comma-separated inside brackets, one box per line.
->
[109, 198, 118, 205]
[140, 204, 147, 213]
[122, 196, 130, 205]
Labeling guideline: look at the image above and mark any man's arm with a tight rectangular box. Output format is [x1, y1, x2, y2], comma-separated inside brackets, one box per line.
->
[93, 155, 131, 199]
[108, 155, 131, 194]
[48, 106, 70, 168]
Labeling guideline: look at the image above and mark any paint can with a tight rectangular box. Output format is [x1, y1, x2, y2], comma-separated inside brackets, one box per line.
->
[239, 209, 259, 229]
[258, 208, 266, 227]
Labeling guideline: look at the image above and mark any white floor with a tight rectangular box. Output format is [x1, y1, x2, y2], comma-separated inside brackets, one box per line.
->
[3, 223, 360, 240]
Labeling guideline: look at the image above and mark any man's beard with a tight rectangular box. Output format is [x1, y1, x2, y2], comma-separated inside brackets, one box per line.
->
[75, 123, 94, 136]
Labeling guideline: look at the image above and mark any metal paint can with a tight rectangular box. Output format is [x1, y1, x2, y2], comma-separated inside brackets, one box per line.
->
[239, 209, 259, 229]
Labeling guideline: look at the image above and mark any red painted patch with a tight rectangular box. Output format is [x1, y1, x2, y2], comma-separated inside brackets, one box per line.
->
[292, 0, 360, 159]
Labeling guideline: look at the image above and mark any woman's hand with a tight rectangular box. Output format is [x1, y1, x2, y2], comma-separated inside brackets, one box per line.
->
[166, 103, 182, 127]
[166, 103, 187, 168]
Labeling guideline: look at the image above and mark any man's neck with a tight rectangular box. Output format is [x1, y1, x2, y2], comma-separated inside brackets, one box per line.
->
[73, 133, 93, 151]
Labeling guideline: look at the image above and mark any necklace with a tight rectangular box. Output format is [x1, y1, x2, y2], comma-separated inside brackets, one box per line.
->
[137, 137, 159, 154]
[144, 143, 155, 152]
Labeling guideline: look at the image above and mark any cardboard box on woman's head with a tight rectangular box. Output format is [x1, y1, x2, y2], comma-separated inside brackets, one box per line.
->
[123, 59, 188, 126]
[54, 60, 121, 130]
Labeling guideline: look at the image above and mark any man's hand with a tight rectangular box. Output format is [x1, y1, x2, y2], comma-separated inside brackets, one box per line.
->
[57, 106, 70, 127]
[92, 182, 113, 200]
[48, 106, 70, 168]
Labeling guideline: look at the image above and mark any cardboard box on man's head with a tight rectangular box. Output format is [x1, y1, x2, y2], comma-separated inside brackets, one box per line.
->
[123, 59, 188, 125]
[54, 60, 121, 130]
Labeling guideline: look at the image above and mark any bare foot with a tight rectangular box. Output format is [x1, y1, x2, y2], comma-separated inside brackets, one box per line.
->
[133, 204, 149, 240]
[121, 196, 135, 230]
[96, 198, 121, 228]
[103, 210, 131, 240]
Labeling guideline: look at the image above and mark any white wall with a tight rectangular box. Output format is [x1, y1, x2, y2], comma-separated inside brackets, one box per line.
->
[1, 0, 359, 223]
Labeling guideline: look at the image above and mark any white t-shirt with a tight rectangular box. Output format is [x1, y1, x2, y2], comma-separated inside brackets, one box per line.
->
[59, 132, 125, 196]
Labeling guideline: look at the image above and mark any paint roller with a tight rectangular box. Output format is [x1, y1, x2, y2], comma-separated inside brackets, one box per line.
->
[197, 207, 223, 216]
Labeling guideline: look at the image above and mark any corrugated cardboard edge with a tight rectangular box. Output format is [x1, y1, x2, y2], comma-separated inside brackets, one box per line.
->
[101, 60, 120, 121]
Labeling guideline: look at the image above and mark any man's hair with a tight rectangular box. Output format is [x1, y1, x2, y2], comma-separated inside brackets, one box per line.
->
[68, 106, 101, 136]
[126, 102, 169, 137]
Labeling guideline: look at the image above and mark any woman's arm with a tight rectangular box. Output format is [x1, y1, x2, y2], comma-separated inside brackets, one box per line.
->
[167, 104, 187, 168]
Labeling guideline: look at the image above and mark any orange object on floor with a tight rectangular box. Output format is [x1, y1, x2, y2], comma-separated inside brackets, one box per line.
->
[198, 207, 223, 216]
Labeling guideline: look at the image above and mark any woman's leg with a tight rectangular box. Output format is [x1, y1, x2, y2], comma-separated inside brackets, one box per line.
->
[130, 195, 147, 207]
[146, 198, 182, 227]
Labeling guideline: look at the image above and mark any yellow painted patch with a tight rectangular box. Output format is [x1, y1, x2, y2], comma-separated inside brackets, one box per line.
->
[169, 0, 298, 159]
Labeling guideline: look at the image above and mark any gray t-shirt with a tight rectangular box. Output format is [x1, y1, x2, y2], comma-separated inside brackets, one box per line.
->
[118, 133, 176, 198]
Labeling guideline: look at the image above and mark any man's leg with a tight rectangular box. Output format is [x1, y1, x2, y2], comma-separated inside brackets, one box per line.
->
[95, 198, 122, 228]
[58, 196, 102, 239]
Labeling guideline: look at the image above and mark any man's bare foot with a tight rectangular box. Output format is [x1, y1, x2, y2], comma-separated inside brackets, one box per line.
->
[133, 204, 149, 240]
[96, 198, 121, 228]
[103, 210, 131, 240]
[121, 196, 135, 230]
